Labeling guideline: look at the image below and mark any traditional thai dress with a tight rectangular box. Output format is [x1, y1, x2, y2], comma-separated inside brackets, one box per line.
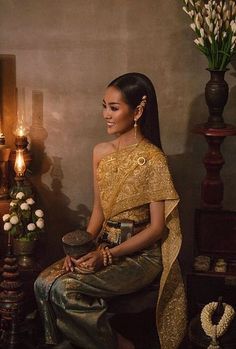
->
[34, 139, 187, 349]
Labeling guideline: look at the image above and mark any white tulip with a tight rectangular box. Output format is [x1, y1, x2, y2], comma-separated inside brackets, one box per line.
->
[4, 222, 12, 231]
[10, 216, 19, 225]
[198, 37, 204, 46]
[200, 28, 205, 38]
[232, 36, 236, 44]
[182, 6, 189, 15]
[10, 201, 17, 207]
[230, 22, 236, 34]
[190, 23, 196, 32]
[35, 209, 44, 218]
[195, 15, 201, 30]
[36, 218, 44, 229]
[16, 192, 25, 199]
[20, 203, 29, 210]
[206, 16, 212, 28]
[26, 198, 35, 205]
[189, 10, 195, 18]
[214, 24, 219, 35]
[194, 38, 204, 46]
[27, 223, 36, 231]
[3, 214, 10, 222]
[212, 9, 216, 20]
[208, 35, 213, 44]
[209, 23, 214, 33]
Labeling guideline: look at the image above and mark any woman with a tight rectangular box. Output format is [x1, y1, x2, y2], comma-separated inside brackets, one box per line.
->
[34, 72, 187, 349]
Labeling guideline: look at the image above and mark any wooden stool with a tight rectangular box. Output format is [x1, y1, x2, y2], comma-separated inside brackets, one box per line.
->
[107, 278, 160, 349]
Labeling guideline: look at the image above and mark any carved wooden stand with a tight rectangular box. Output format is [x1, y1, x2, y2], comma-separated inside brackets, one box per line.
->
[0, 238, 24, 349]
[194, 123, 236, 209]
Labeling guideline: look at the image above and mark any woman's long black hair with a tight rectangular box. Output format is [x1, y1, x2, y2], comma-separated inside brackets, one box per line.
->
[108, 72, 162, 150]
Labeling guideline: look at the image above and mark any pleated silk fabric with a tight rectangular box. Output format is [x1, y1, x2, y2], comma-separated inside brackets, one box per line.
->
[34, 139, 186, 349]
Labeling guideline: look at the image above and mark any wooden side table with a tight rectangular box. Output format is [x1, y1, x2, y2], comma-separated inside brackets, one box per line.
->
[187, 271, 236, 320]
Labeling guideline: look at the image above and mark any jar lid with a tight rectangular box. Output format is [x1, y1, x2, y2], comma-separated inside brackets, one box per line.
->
[62, 230, 93, 246]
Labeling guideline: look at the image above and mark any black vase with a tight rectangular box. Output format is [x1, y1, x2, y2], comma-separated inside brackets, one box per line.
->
[205, 69, 229, 129]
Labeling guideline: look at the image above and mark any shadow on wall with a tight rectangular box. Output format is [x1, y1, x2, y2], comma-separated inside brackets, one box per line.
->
[29, 90, 91, 267]
[168, 64, 236, 274]
[167, 91, 206, 274]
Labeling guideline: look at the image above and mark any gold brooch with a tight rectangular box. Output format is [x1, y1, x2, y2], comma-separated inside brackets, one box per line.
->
[137, 157, 146, 166]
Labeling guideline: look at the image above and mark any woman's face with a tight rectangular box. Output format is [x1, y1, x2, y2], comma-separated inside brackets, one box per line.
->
[102, 86, 135, 135]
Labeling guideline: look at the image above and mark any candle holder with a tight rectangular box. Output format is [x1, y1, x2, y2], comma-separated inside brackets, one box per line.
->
[9, 111, 33, 198]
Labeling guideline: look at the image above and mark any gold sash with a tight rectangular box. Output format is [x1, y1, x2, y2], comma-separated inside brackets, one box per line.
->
[97, 140, 187, 349]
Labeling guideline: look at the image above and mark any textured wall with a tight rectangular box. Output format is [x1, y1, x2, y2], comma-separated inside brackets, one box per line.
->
[0, 0, 235, 267]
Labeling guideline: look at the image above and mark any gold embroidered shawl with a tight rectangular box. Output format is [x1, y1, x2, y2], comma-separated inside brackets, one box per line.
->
[97, 140, 187, 349]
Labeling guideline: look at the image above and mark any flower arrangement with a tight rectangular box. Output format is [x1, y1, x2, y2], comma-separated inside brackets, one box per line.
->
[200, 301, 235, 348]
[182, 0, 236, 70]
[2, 191, 45, 241]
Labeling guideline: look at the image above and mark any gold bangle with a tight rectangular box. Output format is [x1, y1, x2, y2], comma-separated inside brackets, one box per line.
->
[102, 248, 108, 266]
[105, 246, 113, 265]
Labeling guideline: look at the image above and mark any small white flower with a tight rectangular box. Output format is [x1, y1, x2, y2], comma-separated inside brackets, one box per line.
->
[200, 28, 205, 38]
[36, 218, 44, 229]
[4, 222, 12, 231]
[20, 203, 30, 210]
[209, 23, 213, 32]
[182, 6, 189, 15]
[2, 214, 10, 222]
[27, 223, 36, 231]
[26, 198, 35, 205]
[16, 192, 25, 199]
[35, 209, 44, 218]
[206, 16, 212, 28]
[194, 15, 201, 30]
[190, 23, 196, 32]
[10, 216, 19, 225]
[10, 201, 17, 207]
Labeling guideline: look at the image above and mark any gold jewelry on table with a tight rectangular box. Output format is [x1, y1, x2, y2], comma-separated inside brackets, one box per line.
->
[200, 302, 235, 349]
[214, 258, 227, 273]
[193, 255, 211, 272]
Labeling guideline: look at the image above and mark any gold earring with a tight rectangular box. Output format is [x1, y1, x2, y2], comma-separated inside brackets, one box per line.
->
[134, 119, 137, 140]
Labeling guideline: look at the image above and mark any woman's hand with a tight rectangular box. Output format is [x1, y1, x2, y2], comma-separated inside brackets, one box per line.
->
[71, 250, 104, 272]
[63, 255, 74, 272]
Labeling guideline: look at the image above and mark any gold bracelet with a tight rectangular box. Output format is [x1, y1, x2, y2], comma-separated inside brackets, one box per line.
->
[102, 248, 108, 266]
[105, 246, 113, 265]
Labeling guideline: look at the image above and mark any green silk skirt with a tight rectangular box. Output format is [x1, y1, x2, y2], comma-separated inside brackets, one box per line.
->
[34, 243, 162, 349]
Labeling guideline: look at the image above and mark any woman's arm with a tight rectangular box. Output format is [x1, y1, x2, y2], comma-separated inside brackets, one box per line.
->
[86, 144, 105, 238]
[72, 201, 165, 272]
[110, 200, 165, 258]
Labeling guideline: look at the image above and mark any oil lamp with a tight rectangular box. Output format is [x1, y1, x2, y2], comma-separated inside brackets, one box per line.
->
[14, 149, 26, 178]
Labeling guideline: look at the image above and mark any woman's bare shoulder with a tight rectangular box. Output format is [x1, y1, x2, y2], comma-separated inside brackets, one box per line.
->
[93, 141, 117, 164]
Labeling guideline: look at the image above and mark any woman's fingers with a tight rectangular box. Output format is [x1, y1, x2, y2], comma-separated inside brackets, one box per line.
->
[63, 256, 74, 272]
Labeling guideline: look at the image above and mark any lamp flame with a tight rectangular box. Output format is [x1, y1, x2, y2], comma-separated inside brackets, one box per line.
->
[14, 149, 26, 177]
